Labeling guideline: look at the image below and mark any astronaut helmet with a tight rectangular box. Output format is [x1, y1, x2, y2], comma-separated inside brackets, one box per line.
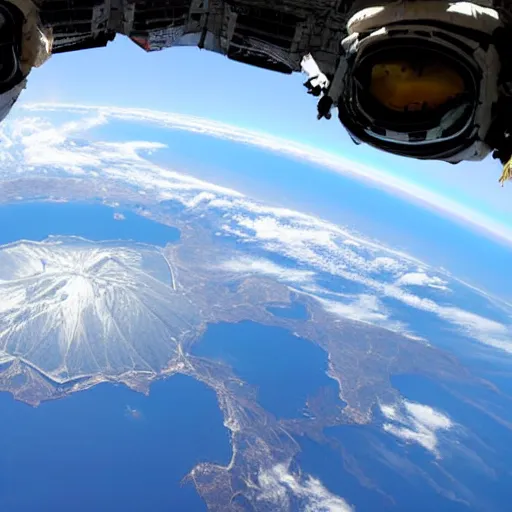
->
[336, 1, 504, 163]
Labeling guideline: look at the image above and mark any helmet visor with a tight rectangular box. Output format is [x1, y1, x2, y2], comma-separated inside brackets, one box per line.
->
[369, 59, 466, 113]
[351, 44, 476, 141]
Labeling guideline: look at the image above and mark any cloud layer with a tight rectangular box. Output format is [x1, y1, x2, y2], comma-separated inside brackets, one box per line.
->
[396, 272, 449, 290]
[16, 102, 512, 246]
[381, 400, 454, 458]
[1, 104, 511, 357]
[258, 463, 353, 512]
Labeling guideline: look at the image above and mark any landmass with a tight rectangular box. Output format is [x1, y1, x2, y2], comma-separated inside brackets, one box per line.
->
[0, 176, 508, 511]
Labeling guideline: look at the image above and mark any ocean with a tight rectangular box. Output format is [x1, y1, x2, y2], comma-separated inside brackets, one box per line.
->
[0, 375, 231, 512]
[193, 319, 512, 512]
[0, 202, 179, 247]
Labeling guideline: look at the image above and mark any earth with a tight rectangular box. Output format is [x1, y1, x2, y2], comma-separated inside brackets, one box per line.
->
[0, 103, 511, 512]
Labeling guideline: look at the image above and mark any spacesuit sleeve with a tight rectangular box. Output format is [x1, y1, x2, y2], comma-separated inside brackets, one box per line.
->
[0, 0, 52, 124]
[9, 0, 53, 74]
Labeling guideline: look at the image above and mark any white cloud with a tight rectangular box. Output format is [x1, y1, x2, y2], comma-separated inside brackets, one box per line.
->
[381, 400, 454, 458]
[368, 256, 407, 275]
[220, 209, 512, 352]
[220, 257, 315, 284]
[257, 463, 353, 512]
[317, 294, 389, 324]
[0, 112, 243, 201]
[11, 113, 109, 174]
[396, 272, 449, 291]
[18, 102, 512, 246]
[308, 293, 421, 338]
[440, 307, 512, 353]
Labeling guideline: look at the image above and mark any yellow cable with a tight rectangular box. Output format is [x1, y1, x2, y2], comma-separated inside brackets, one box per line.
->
[499, 157, 512, 187]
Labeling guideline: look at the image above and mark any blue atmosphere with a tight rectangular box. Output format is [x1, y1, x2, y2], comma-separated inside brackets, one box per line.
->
[76, 118, 511, 298]
[21, 36, 512, 232]
[141, 126, 511, 298]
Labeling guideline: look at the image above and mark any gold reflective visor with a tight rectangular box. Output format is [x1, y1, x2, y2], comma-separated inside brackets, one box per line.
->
[369, 61, 465, 112]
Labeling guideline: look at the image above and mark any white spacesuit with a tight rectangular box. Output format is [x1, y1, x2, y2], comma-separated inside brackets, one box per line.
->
[0, 0, 51, 123]
[339, 1, 501, 159]
[304, 1, 512, 182]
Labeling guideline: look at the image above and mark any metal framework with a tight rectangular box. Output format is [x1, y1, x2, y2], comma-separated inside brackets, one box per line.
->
[35, 0, 512, 79]
[35, 0, 355, 77]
